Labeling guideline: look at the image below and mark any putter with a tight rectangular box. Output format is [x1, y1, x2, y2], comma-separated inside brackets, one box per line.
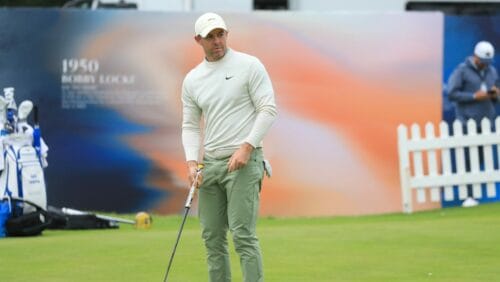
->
[61, 207, 135, 224]
[163, 164, 204, 282]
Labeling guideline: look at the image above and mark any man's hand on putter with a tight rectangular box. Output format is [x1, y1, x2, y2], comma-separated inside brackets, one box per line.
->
[228, 143, 254, 172]
[187, 160, 203, 188]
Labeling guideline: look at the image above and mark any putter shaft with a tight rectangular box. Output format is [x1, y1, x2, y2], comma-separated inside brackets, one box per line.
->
[163, 167, 203, 282]
[163, 206, 190, 282]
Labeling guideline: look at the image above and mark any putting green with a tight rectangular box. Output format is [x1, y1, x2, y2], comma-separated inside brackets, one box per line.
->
[1, 203, 500, 281]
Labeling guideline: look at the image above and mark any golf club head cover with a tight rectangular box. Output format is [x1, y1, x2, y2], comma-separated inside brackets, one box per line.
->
[18, 100, 33, 121]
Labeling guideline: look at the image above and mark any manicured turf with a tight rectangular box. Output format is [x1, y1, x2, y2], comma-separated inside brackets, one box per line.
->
[1, 203, 500, 281]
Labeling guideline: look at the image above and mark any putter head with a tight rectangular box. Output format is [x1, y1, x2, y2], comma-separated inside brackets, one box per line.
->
[18, 100, 34, 121]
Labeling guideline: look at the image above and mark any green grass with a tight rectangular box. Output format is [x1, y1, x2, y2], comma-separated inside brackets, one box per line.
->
[1, 204, 500, 281]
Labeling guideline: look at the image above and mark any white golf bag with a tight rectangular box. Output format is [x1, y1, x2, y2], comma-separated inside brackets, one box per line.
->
[0, 132, 48, 215]
[0, 87, 48, 216]
[0, 87, 51, 237]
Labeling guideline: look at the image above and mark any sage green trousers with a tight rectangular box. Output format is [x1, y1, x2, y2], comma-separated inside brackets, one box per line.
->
[198, 149, 264, 282]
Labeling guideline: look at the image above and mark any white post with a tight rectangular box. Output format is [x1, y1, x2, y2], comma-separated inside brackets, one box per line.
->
[496, 117, 500, 197]
[411, 124, 426, 203]
[467, 120, 482, 198]
[481, 118, 496, 197]
[453, 120, 468, 199]
[439, 121, 454, 201]
[398, 125, 412, 213]
[425, 122, 440, 202]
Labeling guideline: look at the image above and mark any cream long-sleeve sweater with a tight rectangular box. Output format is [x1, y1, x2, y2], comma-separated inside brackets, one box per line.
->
[181, 49, 277, 161]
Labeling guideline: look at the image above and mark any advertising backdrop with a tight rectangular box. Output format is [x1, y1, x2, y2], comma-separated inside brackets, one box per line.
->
[0, 9, 443, 216]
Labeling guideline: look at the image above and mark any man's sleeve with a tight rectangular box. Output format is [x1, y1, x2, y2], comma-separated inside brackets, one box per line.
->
[245, 59, 278, 147]
[181, 79, 202, 161]
[447, 67, 475, 103]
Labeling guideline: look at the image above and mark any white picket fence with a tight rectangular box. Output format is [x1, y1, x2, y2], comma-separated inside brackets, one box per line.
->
[397, 117, 500, 213]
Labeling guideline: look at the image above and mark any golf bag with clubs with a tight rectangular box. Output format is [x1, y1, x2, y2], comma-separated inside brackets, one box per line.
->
[0, 87, 50, 237]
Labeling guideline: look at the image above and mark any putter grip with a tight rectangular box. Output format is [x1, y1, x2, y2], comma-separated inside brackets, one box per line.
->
[184, 185, 196, 208]
[184, 169, 202, 208]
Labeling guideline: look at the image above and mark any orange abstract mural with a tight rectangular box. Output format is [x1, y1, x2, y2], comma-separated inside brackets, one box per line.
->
[79, 12, 443, 216]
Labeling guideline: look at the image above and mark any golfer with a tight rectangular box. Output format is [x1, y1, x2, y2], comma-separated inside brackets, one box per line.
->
[181, 12, 277, 282]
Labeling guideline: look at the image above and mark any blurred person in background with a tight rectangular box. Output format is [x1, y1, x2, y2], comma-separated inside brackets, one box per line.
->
[447, 40, 499, 207]
[448, 40, 499, 128]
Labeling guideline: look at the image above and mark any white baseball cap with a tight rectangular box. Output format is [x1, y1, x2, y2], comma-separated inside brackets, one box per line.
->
[474, 41, 495, 64]
[195, 12, 227, 38]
